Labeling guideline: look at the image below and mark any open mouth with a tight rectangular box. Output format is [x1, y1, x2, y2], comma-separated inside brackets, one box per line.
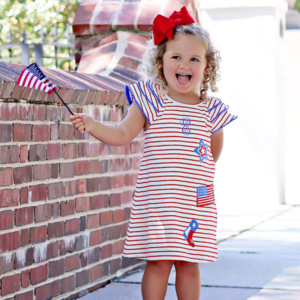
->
[176, 73, 192, 85]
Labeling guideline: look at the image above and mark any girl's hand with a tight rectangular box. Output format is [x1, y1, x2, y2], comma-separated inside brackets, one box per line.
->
[69, 113, 94, 134]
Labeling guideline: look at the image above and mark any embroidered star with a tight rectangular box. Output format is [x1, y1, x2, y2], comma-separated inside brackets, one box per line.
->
[194, 139, 208, 163]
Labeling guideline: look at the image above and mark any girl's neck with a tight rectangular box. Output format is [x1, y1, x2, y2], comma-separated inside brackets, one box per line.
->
[167, 90, 203, 105]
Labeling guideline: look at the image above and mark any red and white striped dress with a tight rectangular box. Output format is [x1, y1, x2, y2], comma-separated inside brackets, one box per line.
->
[123, 80, 237, 263]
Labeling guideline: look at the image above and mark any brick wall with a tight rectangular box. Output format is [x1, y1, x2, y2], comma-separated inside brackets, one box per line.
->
[0, 98, 144, 299]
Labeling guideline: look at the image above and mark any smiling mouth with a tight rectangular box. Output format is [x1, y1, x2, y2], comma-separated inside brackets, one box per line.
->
[176, 73, 192, 79]
[176, 73, 192, 85]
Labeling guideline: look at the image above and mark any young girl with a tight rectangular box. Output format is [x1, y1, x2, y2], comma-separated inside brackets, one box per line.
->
[70, 6, 237, 300]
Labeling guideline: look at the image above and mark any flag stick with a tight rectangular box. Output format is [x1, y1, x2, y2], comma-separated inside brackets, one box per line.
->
[54, 89, 74, 115]
[54, 89, 86, 131]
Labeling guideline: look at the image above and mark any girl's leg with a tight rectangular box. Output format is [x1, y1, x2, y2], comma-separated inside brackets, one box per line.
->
[174, 260, 201, 300]
[141, 260, 174, 300]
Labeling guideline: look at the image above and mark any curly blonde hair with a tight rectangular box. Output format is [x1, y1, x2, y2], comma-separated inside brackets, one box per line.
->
[138, 24, 221, 101]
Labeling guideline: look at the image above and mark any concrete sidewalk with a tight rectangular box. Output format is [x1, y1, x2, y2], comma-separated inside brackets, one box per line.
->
[81, 205, 300, 300]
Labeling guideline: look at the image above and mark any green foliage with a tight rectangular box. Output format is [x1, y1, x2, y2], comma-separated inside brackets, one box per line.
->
[295, 0, 300, 12]
[0, 0, 80, 69]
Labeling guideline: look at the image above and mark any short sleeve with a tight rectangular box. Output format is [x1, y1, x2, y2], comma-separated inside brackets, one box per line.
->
[125, 80, 162, 125]
[207, 97, 238, 134]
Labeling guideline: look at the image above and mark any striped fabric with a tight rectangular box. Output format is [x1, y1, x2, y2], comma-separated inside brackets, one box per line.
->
[123, 80, 237, 263]
[17, 63, 56, 95]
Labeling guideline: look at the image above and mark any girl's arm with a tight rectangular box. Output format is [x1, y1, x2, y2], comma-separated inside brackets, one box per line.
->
[211, 128, 224, 163]
[70, 102, 145, 146]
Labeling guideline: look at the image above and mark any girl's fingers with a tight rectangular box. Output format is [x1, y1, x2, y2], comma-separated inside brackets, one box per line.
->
[75, 122, 84, 129]
[78, 125, 86, 133]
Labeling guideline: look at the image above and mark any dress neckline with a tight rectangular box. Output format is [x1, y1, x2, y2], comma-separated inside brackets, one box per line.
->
[165, 93, 209, 106]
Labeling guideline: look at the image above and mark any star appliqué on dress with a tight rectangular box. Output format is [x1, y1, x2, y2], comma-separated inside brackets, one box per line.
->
[194, 138, 208, 163]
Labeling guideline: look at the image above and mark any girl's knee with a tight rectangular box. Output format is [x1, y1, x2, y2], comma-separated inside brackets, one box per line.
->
[147, 260, 174, 273]
[174, 261, 199, 274]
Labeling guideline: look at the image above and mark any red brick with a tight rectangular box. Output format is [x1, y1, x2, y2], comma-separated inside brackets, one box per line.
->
[0, 231, 20, 253]
[122, 190, 133, 205]
[100, 176, 112, 190]
[90, 229, 102, 246]
[0, 145, 19, 164]
[59, 124, 74, 140]
[15, 207, 34, 226]
[50, 124, 58, 140]
[63, 143, 77, 159]
[1, 273, 20, 296]
[65, 180, 79, 197]
[78, 178, 86, 194]
[52, 202, 60, 219]
[90, 264, 103, 282]
[0, 252, 15, 274]
[29, 144, 46, 161]
[48, 181, 64, 200]
[89, 159, 102, 174]
[47, 143, 62, 160]
[33, 164, 51, 181]
[21, 269, 30, 288]
[28, 104, 46, 121]
[48, 221, 64, 239]
[76, 269, 89, 287]
[65, 254, 80, 272]
[46, 106, 62, 121]
[13, 124, 31, 141]
[0, 188, 18, 207]
[20, 228, 30, 246]
[113, 240, 124, 255]
[61, 200, 75, 216]
[60, 274, 75, 294]
[29, 184, 47, 202]
[76, 196, 90, 212]
[113, 209, 124, 223]
[112, 174, 124, 188]
[16, 291, 33, 300]
[49, 258, 65, 278]
[14, 165, 32, 184]
[0, 124, 12, 142]
[133, 156, 141, 169]
[60, 238, 75, 255]
[122, 157, 132, 171]
[108, 158, 122, 172]
[65, 219, 79, 235]
[87, 214, 100, 229]
[20, 145, 28, 163]
[35, 204, 52, 222]
[52, 279, 60, 297]
[51, 163, 59, 179]
[91, 194, 109, 210]
[101, 243, 112, 259]
[60, 162, 75, 178]
[100, 211, 112, 226]
[30, 226, 47, 244]
[35, 282, 53, 300]
[31, 263, 48, 285]
[75, 160, 89, 175]
[0, 210, 13, 230]
[0, 167, 13, 186]
[20, 186, 28, 204]
[32, 125, 50, 142]
[110, 257, 121, 274]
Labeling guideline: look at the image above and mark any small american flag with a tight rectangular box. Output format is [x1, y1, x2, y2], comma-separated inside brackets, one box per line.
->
[17, 63, 56, 94]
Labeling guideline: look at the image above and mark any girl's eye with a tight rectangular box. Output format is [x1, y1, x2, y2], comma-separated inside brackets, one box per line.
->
[172, 56, 180, 59]
[191, 58, 199, 62]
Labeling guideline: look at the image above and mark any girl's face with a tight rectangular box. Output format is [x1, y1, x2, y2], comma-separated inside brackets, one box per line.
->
[162, 34, 207, 99]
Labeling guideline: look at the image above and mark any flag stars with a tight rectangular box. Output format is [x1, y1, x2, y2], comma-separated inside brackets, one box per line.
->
[194, 138, 208, 163]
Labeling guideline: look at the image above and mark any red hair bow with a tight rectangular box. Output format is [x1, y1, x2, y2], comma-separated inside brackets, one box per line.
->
[153, 6, 195, 45]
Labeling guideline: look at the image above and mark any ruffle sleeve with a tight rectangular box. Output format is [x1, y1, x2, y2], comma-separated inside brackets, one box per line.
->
[125, 80, 162, 125]
[207, 97, 238, 134]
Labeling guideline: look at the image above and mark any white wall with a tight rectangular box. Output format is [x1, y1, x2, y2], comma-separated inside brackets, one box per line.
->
[200, 0, 289, 213]
[282, 30, 300, 204]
